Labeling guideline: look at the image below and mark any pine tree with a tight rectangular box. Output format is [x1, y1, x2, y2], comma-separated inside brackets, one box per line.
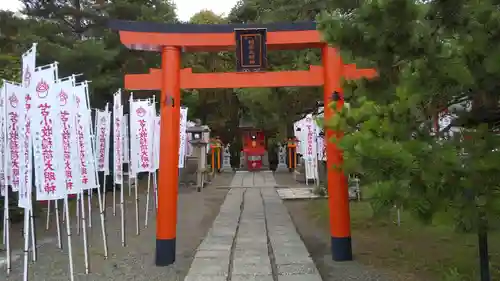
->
[318, 1, 500, 280]
[18, 0, 177, 107]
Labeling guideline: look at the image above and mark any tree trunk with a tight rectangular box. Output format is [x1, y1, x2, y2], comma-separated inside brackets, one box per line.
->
[478, 213, 490, 281]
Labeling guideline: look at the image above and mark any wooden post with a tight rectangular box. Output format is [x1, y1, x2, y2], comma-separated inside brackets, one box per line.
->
[156, 46, 181, 266]
[287, 139, 297, 170]
[322, 46, 352, 261]
[211, 145, 215, 174]
[217, 148, 221, 172]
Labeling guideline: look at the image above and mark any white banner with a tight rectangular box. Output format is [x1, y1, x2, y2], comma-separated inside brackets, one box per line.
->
[294, 119, 306, 155]
[18, 44, 36, 208]
[153, 115, 160, 170]
[316, 133, 325, 161]
[303, 115, 319, 182]
[0, 86, 7, 196]
[32, 64, 66, 201]
[74, 83, 97, 190]
[55, 77, 82, 195]
[186, 120, 195, 156]
[95, 108, 111, 174]
[5, 81, 25, 193]
[178, 107, 188, 168]
[148, 101, 155, 172]
[130, 100, 153, 173]
[95, 110, 106, 171]
[104, 105, 111, 176]
[113, 90, 123, 184]
[122, 114, 129, 164]
[128, 96, 137, 176]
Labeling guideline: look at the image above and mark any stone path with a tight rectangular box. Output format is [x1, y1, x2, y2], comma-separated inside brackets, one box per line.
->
[229, 171, 277, 187]
[185, 171, 322, 281]
[276, 187, 323, 200]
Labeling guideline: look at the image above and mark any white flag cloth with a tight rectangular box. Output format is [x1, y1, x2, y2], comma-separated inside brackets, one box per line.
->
[113, 90, 123, 184]
[130, 99, 154, 173]
[104, 106, 111, 176]
[296, 118, 308, 155]
[316, 133, 326, 161]
[0, 85, 7, 197]
[32, 64, 66, 201]
[128, 96, 137, 176]
[178, 107, 188, 168]
[303, 115, 319, 182]
[18, 44, 36, 208]
[153, 115, 160, 170]
[148, 101, 155, 172]
[95, 107, 111, 174]
[74, 83, 97, 190]
[95, 109, 106, 171]
[186, 120, 195, 157]
[5, 81, 25, 193]
[55, 77, 82, 195]
[122, 114, 129, 164]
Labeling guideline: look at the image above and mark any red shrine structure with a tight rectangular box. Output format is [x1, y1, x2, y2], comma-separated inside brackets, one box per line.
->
[109, 19, 377, 267]
[239, 119, 266, 170]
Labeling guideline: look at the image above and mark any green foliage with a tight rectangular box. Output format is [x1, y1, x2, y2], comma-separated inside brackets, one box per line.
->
[443, 267, 465, 281]
[188, 9, 227, 24]
[0, 11, 25, 82]
[318, 0, 500, 233]
[313, 184, 327, 197]
[1, 0, 177, 109]
[180, 10, 241, 144]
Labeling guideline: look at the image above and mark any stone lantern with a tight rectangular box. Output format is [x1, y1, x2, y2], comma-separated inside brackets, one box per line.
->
[187, 119, 210, 191]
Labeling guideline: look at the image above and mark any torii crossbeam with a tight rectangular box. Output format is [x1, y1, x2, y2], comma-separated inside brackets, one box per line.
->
[109, 19, 377, 266]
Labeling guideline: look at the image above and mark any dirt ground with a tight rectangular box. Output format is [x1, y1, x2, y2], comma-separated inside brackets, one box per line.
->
[0, 173, 233, 281]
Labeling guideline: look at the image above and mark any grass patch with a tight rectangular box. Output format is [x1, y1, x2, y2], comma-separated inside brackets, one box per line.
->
[307, 199, 500, 281]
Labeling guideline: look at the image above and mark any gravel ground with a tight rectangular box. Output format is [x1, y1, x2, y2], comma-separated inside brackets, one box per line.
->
[0, 173, 233, 281]
[274, 172, 393, 281]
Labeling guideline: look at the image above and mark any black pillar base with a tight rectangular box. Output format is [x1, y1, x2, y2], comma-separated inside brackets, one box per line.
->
[331, 236, 353, 261]
[156, 238, 176, 266]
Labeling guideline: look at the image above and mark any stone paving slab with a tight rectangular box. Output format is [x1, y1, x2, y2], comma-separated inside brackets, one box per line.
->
[232, 275, 274, 281]
[243, 175, 254, 187]
[261, 185, 321, 280]
[183, 171, 322, 281]
[274, 252, 314, 265]
[276, 262, 319, 275]
[184, 275, 228, 281]
[278, 274, 323, 281]
[188, 258, 230, 276]
[232, 261, 272, 275]
[233, 255, 271, 265]
[185, 187, 244, 281]
[229, 172, 277, 188]
[195, 249, 231, 259]
[276, 187, 324, 200]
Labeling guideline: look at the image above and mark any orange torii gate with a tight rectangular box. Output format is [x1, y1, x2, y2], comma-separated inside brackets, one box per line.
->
[109, 20, 377, 266]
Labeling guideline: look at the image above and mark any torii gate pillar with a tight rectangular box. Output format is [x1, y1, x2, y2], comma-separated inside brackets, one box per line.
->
[156, 46, 181, 266]
[323, 46, 352, 261]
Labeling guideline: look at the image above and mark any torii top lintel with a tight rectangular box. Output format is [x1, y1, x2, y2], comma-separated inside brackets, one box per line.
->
[108, 20, 323, 52]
